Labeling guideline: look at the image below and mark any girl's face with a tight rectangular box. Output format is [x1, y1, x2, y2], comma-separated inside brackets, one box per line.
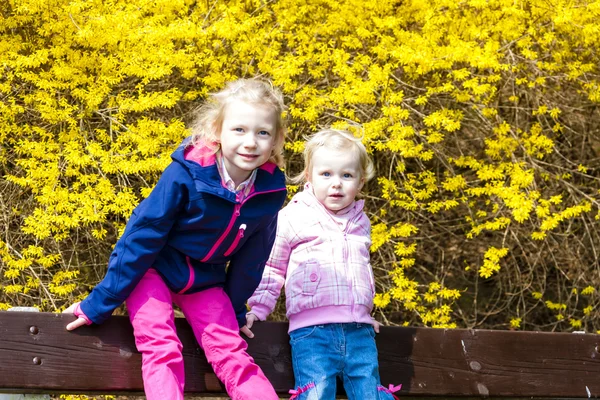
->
[308, 146, 364, 213]
[219, 100, 278, 186]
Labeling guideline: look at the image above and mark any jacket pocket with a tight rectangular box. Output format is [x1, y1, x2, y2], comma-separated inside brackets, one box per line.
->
[302, 261, 320, 295]
[223, 224, 247, 257]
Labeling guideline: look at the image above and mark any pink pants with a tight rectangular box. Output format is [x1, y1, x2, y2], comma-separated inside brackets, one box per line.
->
[126, 269, 279, 400]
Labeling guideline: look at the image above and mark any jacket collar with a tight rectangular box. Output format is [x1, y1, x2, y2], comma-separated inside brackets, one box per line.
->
[171, 137, 286, 197]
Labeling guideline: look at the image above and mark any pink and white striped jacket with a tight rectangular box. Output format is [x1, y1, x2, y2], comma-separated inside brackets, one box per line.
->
[248, 185, 375, 332]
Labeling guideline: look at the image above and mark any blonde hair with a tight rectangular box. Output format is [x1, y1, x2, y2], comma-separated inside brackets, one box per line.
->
[189, 78, 286, 167]
[292, 128, 375, 185]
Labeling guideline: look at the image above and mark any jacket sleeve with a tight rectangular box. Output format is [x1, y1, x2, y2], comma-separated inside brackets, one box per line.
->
[224, 212, 280, 327]
[247, 212, 292, 322]
[80, 163, 187, 324]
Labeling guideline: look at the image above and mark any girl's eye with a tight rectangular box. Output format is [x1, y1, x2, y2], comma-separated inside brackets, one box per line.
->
[258, 130, 271, 136]
[234, 128, 244, 132]
[343, 173, 352, 178]
[322, 172, 331, 177]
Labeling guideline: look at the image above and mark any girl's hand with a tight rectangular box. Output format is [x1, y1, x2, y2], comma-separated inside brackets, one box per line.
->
[241, 313, 259, 339]
[372, 319, 381, 334]
[63, 302, 92, 331]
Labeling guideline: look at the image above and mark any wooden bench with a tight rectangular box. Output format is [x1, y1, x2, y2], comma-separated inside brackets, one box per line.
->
[1, 310, 599, 398]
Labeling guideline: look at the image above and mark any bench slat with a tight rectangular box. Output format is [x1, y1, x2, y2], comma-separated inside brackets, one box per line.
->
[0, 311, 599, 398]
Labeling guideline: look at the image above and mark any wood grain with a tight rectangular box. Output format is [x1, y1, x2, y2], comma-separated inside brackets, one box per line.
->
[1, 311, 599, 398]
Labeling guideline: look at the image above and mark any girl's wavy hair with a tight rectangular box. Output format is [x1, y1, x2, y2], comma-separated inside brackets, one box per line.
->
[292, 128, 375, 185]
[188, 78, 286, 167]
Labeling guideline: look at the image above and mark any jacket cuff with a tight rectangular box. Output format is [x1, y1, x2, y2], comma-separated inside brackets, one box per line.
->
[74, 303, 92, 325]
[248, 304, 271, 321]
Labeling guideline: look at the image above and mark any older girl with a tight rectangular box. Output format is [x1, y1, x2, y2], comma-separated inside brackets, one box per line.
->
[65, 78, 287, 400]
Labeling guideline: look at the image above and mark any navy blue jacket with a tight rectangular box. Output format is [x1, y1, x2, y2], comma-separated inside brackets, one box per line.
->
[80, 138, 287, 326]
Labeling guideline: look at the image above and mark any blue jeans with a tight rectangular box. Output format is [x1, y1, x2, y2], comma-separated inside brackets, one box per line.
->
[289, 323, 395, 400]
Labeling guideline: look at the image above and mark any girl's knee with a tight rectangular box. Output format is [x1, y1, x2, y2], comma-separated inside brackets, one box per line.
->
[136, 332, 183, 358]
[201, 323, 247, 361]
[131, 316, 181, 356]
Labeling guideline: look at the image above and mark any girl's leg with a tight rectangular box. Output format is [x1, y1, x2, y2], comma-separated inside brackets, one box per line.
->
[126, 269, 184, 400]
[341, 323, 394, 400]
[175, 287, 278, 400]
[289, 325, 341, 400]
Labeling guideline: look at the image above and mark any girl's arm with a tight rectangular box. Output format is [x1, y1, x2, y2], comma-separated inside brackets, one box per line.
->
[75, 163, 187, 326]
[246, 214, 292, 322]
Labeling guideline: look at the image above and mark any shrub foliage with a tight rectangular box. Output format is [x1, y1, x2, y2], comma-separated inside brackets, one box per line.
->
[1, 0, 599, 331]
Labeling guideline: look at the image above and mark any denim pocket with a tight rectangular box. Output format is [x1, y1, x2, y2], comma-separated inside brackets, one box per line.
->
[367, 325, 376, 339]
[302, 261, 320, 295]
[289, 325, 318, 343]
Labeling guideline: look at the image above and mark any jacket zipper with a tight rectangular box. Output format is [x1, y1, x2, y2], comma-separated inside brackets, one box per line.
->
[200, 187, 285, 262]
[344, 212, 363, 315]
[345, 231, 355, 315]
[223, 224, 246, 256]
[200, 203, 241, 262]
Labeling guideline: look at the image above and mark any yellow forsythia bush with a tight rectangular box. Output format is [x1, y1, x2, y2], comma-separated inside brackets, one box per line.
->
[1, 0, 599, 332]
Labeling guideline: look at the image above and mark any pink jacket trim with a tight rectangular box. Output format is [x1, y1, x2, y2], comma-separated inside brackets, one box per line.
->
[178, 256, 196, 294]
[74, 303, 92, 325]
[259, 162, 277, 174]
[184, 142, 217, 166]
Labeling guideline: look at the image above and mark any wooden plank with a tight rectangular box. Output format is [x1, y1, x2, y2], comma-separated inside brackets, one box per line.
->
[0, 311, 290, 396]
[376, 327, 600, 398]
[0, 311, 599, 398]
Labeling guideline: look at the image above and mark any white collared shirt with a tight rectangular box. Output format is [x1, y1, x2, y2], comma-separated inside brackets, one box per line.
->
[216, 151, 257, 202]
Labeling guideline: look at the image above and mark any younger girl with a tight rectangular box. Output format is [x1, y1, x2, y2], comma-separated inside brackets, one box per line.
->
[64, 78, 287, 400]
[246, 129, 401, 400]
